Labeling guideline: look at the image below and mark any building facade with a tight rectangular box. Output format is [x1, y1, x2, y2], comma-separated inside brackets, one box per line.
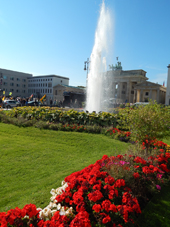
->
[107, 68, 148, 103]
[28, 75, 69, 103]
[0, 68, 32, 97]
[134, 81, 166, 104]
[106, 63, 166, 104]
[165, 64, 170, 105]
[53, 84, 85, 105]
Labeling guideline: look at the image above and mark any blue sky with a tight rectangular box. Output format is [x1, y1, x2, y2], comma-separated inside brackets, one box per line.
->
[0, 0, 169, 86]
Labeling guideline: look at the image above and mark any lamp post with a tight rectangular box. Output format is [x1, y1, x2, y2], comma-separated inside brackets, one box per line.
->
[84, 58, 90, 79]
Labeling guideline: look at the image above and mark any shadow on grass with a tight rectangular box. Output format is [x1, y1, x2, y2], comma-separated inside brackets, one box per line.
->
[136, 182, 170, 227]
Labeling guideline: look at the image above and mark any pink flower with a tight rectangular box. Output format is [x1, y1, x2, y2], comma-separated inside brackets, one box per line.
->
[156, 185, 161, 190]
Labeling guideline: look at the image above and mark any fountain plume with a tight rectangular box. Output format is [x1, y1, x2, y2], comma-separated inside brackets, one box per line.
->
[86, 0, 113, 113]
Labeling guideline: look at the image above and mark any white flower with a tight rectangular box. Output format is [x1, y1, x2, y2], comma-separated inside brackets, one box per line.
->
[43, 207, 52, 218]
[59, 207, 66, 216]
[39, 210, 45, 220]
[55, 187, 63, 195]
[50, 189, 56, 195]
[65, 207, 73, 215]
[47, 202, 53, 209]
[56, 203, 61, 210]
[50, 195, 57, 202]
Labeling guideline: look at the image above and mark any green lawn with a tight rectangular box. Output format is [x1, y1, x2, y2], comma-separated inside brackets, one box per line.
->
[0, 122, 129, 212]
[136, 182, 170, 227]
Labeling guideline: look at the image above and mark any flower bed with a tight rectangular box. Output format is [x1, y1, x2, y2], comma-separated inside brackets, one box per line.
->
[4, 107, 117, 127]
[1, 150, 170, 227]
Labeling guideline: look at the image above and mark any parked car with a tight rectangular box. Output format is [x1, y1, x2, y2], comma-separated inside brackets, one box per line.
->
[27, 101, 42, 106]
[3, 100, 20, 108]
[133, 102, 149, 107]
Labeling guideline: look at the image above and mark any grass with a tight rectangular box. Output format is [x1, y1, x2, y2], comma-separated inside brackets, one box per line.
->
[0, 122, 129, 212]
[136, 182, 170, 227]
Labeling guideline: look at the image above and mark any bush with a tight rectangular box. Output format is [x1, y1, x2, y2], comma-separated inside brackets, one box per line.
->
[117, 101, 170, 153]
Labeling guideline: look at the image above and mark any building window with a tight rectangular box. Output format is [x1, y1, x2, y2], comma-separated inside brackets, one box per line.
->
[48, 83, 52, 87]
[48, 89, 49, 93]
[50, 89, 52, 93]
[3, 75, 7, 79]
[22, 84, 26, 88]
[122, 91, 126, 94]
[45, 89, 47, 93]
[17, 84, 20, 87]
[10, 77, 14, 80]
[10, 83, 14, 86]
[131, 90, 134, 94]
[16, 90, 20, 93]
[3, 82, 7, 85]
[145, 92, 149, 96]
[17, 78, 20, 81]
[55, 90, 57, 95]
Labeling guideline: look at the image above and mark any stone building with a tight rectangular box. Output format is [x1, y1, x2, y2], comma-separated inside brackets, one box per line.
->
[134, 81, 166, 104]
[28, 75, 69, 104]
[107, 67, 148, 103]
[165, 64, 170, 105]
[0, 68, 32, 97]
[53, 84, 85, 106]
[107, 63, 166, 104]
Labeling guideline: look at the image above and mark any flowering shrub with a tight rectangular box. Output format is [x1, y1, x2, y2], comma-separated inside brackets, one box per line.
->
[142, 136, 168, 151]
[4, 107, 117, 127]
[1, 150, 170, 227]
[106, 128, 131, 142]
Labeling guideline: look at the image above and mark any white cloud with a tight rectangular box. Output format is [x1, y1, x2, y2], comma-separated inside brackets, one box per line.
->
[150, 73, 167, 86]
[145, 65, 164, 71]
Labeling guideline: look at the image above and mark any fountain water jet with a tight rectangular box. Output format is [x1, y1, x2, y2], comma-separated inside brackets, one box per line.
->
[86, 0, 113, 113]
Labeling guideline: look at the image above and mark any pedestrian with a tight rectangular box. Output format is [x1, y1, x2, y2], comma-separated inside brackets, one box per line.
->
[50, 99, 53, 107]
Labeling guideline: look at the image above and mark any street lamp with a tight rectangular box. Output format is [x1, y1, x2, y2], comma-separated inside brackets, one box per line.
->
[84, 58, 90, 79]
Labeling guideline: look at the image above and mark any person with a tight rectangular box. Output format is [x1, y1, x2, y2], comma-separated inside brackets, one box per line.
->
[50, 99, 53, 107]
[0, 96, 2, 108]
[56, 100, 59, 107]
[59, 100, 62, 107]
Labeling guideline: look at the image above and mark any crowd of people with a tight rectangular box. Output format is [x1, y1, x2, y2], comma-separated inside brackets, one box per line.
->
[0, 96, 83, 108]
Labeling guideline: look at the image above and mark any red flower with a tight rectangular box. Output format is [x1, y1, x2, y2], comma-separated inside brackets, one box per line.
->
[101, 200, 111, 212]
[133, 172, 140, 179]
[109, 204, 117, 213]
[104, 176, 115, 184]
[102, 215, 111, 224]
[92, 204, 101, 213]
[114, 179, 125, 188]
[88, 190, 103, 202]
